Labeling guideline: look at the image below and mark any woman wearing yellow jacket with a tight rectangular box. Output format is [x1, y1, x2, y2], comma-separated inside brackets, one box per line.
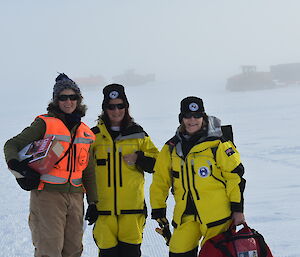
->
[150, 96, 246, 257]
[87, 84, 159, 257]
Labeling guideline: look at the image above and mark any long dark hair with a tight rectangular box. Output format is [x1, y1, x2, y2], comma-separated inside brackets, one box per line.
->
[98, 108, 134, 130]
[47, 94, 87, 117]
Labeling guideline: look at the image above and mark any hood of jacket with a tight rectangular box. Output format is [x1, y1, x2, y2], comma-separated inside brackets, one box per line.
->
[175, 115, 222, 142]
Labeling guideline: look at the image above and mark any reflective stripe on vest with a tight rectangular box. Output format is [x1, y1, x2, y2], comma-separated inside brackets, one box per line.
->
[40, 174, 83, 185]
[46, 134, 94, 144]
[46, 134, 71, 142]
[40, 174, 68, 183]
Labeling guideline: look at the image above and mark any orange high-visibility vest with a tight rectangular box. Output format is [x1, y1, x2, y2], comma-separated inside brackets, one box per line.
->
[37, 114, 95, 189]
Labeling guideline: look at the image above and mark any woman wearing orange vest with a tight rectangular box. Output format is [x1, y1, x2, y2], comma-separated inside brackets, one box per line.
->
[4, 73, 97, 257]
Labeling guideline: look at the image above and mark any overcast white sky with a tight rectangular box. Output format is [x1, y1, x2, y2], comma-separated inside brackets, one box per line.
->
[1, 0, 300, 89]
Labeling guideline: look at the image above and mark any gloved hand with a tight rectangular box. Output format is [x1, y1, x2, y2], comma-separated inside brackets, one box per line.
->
[8, 159, 40, 191]
[8, 158, 40, 180]
[16, 177, 40, 191]
[85, 204, 98, 225]
[155, 217, 172, 246]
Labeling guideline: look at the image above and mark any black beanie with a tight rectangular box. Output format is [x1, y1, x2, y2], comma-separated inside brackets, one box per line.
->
[102, 84, 129, 110]
[178, 96, 205, 123]
[53, 73, 81, 100]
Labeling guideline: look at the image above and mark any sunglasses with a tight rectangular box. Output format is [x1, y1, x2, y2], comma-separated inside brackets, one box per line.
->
[58, 94, 79, 101]
[107, 103, 126, 110]
[183, 112, 204, 119]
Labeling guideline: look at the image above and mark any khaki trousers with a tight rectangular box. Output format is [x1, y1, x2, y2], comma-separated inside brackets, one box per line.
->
[29, 190, 84, 257]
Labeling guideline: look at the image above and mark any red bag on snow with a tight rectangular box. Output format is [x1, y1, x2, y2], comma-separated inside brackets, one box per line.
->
[199, 223, 274, 257]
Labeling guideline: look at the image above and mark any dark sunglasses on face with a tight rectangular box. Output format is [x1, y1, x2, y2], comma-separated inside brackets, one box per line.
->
[107, 103, 126, 110]
[58, 94, 79, 101]
[183, 112, 204, 119]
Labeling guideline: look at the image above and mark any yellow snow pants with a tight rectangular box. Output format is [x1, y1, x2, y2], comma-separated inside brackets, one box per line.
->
[93, 214, 146, 249]
[169, 215, 231, 254]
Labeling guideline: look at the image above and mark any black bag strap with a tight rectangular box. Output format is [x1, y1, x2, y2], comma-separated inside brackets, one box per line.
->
[251, 229, 269, 257]
[54, 125, 80, 165]
[209, 238, 235, 257]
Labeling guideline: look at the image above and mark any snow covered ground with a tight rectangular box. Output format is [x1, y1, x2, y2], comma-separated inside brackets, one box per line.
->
[1, 81, 299, 257]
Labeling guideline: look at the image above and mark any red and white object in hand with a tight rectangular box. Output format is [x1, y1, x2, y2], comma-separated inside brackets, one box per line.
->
[18, 136, 64, 174]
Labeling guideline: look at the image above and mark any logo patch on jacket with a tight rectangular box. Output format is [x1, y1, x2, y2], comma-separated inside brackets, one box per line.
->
[84, 132, 92, 137]
[225, 147, 235, 156]
[198, 166, 210, 178]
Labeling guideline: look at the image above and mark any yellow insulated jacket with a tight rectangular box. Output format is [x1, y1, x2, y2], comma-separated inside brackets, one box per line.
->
[91, 120, 159, 215]
[150, 116, 245, 228]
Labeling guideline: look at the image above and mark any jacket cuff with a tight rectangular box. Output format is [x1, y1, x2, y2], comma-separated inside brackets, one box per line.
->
[135, 151, 145, 167]
[231, 202, 244, 213]
[135, 151, 156, 173]
[151, 208, 166, 220]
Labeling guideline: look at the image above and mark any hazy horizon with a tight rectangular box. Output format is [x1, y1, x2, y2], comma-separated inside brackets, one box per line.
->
[1, 0, 300, 90]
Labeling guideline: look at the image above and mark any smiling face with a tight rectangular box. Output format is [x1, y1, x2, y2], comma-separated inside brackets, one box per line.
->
[58, 89, 78, 114]
[106, 98, 126, 126]
[183, 116, 204, 135]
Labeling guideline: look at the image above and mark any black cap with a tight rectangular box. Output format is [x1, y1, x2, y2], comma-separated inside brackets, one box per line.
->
[102, 84, 129, 110]
[178, 96, 205, 123]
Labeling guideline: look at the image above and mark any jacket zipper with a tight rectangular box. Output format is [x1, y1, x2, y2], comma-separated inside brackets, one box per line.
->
[119, 147, 123, 187]
[113, 142, 118, 215]
[180, 160, 186, 200]
[184, 158, 202, 224]
[207, 160, 226, 187]
[107, 147, 111, 187]
[211, 174, 226, 187]
[72, 145, 76, 173]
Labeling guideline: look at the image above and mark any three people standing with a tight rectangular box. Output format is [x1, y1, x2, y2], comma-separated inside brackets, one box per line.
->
[4, 74, 246, 257]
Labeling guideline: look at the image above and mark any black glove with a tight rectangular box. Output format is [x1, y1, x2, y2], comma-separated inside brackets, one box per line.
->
[15, 177, 40, 191]
[8, 159, 40, 191]
[85, 204, 98, 225]
[155, 217, 172, 246]
[8, 159, 40, 179]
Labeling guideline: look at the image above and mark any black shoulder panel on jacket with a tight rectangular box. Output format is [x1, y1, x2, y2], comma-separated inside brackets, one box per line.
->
[165, 135, 180, 154]
[122, 123, 146, 136]
[91, 126, 100, 134]
[165, 135, 179, 146]
[221, 125, 234, 145]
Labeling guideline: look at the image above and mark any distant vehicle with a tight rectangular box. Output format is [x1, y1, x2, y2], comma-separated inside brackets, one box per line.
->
[111, 69, 155, 86]
[226, 64, 300, 91]
[270, 63, 300, 85]
[226, 66, 276, 91]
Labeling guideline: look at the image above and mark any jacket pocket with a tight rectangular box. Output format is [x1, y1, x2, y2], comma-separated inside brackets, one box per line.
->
[96, 159, 107, 166]
[78, 148, 88, 166]
[171, 170, 180, 178]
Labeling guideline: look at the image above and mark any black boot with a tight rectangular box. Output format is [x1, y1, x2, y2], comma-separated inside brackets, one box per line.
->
[118, 241, 141, 257]
[99, 246, 118, 257]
